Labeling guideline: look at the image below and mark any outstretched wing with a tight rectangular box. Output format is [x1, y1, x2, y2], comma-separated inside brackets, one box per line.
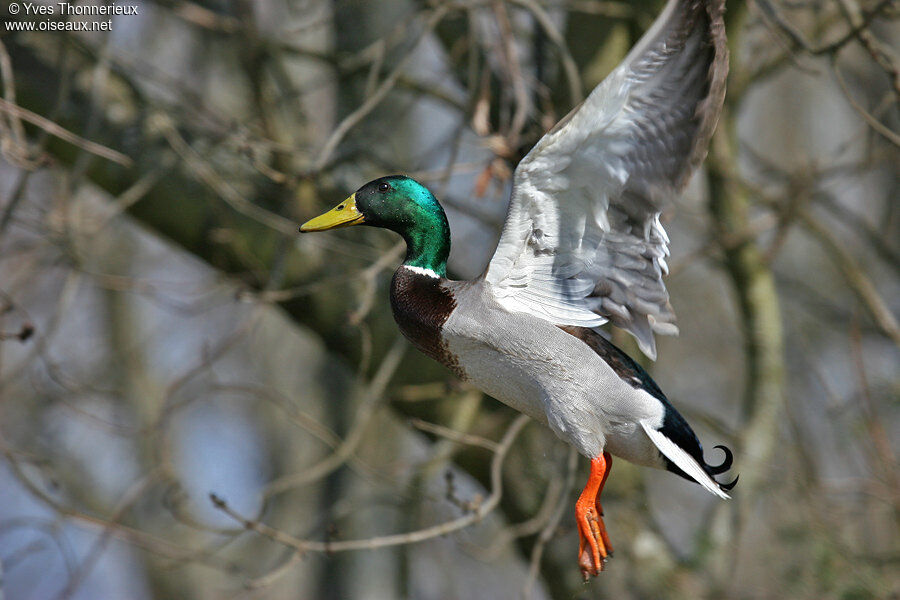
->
[483, 0, 727, 359]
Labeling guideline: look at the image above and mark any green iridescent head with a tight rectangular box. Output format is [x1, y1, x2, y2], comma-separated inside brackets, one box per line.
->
[300, 176, 450, 276]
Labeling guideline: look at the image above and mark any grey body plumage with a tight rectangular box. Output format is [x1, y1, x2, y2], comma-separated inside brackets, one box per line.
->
[394, 266, 735, 496]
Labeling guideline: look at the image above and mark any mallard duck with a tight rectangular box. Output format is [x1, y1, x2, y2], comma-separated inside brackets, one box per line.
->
[300, 0, 735, 578]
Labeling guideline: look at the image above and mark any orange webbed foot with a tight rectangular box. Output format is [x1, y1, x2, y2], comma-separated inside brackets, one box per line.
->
[576, 452, 613, 579]
[576, 502, 609, 578]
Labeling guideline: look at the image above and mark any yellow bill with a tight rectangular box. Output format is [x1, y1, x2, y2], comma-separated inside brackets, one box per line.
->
[299, 193, 365, 232]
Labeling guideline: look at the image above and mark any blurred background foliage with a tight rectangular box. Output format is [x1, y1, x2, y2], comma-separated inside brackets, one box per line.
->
[0, 0, 897, 598]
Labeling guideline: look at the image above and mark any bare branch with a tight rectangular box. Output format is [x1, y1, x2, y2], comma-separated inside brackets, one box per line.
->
[211, 414, 530, 553]
[0, 98, 132, 167]
[263, 337, 407, 498]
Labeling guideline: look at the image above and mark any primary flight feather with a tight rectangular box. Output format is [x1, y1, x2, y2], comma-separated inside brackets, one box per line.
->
[486, 0, 728, 359]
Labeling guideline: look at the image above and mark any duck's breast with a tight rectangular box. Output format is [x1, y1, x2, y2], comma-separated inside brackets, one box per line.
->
[389, 266, 465, 377]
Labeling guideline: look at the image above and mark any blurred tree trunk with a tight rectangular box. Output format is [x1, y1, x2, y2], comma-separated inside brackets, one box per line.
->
[707, 133, 787, 595]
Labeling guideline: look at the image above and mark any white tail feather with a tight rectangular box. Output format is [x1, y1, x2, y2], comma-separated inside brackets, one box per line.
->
[641, 422, 730, 499]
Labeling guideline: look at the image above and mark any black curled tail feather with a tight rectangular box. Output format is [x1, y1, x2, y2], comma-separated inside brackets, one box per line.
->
[658, 402, 739, 495]
[707, 444, 733, 474]
[704, 444, 739, 491]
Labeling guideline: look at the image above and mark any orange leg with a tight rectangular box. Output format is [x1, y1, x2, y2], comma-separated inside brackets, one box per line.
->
[576, 451, 613, 579]
[594, 452, 613, 556]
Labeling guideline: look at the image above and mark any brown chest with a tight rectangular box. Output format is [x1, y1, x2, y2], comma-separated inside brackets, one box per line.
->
[389, 268, 463, 377]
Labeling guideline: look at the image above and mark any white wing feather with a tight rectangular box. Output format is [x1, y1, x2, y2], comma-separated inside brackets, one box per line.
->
[484, 0, 727, 359]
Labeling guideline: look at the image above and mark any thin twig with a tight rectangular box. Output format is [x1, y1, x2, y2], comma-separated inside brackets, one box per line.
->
[0, 97, 132, 167]
[492, 1, 532, 149]
[831, 59, 900, 147]
[160, 122, 297, 234]
[522, 446, 578, 600]
[311, 6, 451, 172]
[211, 414, 530, 553]
[55, 470, 166, 600]
[800, 209, 900, 348]
[262, 337, 407, 497]
[510, 0, 584, 105]
[408, 418, 500, 452]
[752, 0, 895, 57]
[0, 38, 27, 146]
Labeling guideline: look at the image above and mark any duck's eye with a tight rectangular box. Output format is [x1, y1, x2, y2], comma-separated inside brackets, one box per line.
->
[378, 182, 390, 193]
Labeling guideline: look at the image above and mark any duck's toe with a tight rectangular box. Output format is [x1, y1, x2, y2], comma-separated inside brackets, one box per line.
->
[576, 504, 610, 580]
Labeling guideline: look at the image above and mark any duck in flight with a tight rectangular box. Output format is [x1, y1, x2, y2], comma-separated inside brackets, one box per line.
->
[300, 0, 736, 578]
